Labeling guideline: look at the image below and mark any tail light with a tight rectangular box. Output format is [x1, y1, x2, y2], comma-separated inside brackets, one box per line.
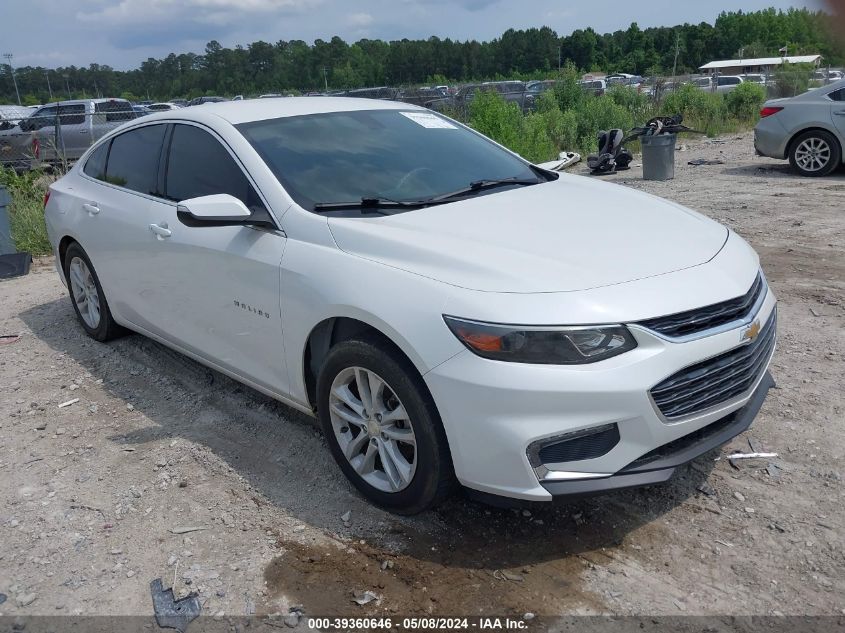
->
[43, 190, 51, 208]
[32, 138, 40, 159]
[760, 106, 783, 118]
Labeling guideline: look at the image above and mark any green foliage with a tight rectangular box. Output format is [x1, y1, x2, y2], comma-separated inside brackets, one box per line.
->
[0, 8, 840, 100]
[661, 84, 728, 135]
[466, 78, 761, 162]
[0, 168, 52, 255]
[725, 82, 767, 121]
[773, 63, 815, 97]
[468, 91, 524, 153]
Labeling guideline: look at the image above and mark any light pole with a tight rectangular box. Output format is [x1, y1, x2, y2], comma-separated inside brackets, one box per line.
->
[63, 74, 71, 99]
[322, 67, 328, 92]
[45, 69, 53, 100]
[3, 53, 21, 106]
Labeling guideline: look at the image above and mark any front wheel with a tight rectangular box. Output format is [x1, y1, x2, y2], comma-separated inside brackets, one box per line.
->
[789, 130, 841, 177]
[317, 337, 454, 514]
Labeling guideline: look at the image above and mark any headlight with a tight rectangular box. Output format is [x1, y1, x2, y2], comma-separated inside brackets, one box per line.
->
[443, 316, 637, 365]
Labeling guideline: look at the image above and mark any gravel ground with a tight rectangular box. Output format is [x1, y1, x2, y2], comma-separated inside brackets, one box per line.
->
[0, 133, 843, 622]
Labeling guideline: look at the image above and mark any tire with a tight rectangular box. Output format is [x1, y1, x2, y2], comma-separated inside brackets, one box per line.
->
[63, 242, 125, 342]
[788, 129, 841, 177]
[317, 336, 455, 514]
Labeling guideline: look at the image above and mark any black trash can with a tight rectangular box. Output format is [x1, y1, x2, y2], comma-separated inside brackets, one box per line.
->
[641, 133, 677, 180]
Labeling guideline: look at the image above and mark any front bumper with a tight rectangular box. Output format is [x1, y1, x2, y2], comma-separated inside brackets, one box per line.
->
[424, 288, 777, 502]
[540, 370, 773, 498]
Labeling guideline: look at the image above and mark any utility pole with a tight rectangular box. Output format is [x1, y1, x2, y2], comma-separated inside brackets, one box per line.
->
[3, 53, 21, 106]
[322, 67, 328, 91]
[45, 69, 53, 100]
[63, 74, 71, 99]
[671, 32, 680, 80]
[558, 45, 562, 72]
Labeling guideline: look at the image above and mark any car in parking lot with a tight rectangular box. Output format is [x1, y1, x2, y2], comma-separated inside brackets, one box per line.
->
[578, 79, 607, 96]
[428, 81, 532, 114]
[147, 102, 182, 111]
[187, 96, 227, 106]
[0, 98, 134, 168]
[755, 79, 845, 176]
[44, 98, 777, 513]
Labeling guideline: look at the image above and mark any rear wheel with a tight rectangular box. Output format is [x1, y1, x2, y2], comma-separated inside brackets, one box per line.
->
[63, 242, 124, 342]
[789, 130, 841, 177]
[317, 336, 454, 514]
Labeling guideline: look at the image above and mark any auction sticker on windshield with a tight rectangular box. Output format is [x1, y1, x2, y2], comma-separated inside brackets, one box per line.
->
[400, 111, 457, 129]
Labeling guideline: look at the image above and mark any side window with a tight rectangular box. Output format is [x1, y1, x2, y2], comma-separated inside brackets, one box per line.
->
[104, 125, 166, 194]
[95, 100, 135, 122]
[26, 106, 56, 130]
[165, 124, 264, 210]
[829, 89, 845, 102]
[83, 142, 109, 181]
[58, 104, 85, 125]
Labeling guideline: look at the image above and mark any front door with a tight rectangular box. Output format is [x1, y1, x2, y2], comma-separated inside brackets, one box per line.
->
[139, 123, 289, 395]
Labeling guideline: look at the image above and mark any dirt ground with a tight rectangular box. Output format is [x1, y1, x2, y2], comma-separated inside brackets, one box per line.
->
[1, 133, 843, 623]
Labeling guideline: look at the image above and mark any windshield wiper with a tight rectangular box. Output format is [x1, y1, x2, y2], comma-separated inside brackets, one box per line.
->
[312, 197, 427, 214]
[425, 177, 541, 203]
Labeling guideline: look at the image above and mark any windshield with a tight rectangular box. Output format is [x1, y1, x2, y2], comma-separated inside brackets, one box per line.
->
[237, 109, 541, 212]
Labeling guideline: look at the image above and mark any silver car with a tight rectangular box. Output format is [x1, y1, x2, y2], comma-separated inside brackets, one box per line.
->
[0, 98, 134, 168]
[755, 79, 845, 177]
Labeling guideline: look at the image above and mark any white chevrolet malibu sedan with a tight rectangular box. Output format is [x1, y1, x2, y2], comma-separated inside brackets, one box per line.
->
[44, 98, 777, 513]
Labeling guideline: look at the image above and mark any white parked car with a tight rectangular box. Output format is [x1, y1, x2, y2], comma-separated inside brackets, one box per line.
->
[146, 102, 181, 111]
[44, 99, 777, 513]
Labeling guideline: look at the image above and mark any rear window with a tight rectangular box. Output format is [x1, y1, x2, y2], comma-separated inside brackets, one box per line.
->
[83, 142, 109, 180]
[95, 101, 135, 122]
[105, 124, 166, 195]
[829, 88, 845, 102]
[58, 104, 85, 125]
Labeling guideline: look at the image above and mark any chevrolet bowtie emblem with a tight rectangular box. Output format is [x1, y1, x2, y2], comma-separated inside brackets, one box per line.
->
[741, 320, 761, 343]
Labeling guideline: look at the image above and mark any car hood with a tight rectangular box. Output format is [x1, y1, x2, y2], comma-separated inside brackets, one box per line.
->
[327, 174, 728, 293]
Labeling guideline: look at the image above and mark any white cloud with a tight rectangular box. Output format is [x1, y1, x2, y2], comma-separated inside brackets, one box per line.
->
[348, 12, 374, 27]
[77, 0, 320, 24]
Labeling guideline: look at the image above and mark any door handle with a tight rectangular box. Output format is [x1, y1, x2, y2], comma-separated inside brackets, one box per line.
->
[149, 223, 172, 239]
[834, 110, 845, 116]
[82, 202, 100, 215]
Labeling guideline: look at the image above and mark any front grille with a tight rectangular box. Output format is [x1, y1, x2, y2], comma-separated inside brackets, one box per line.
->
[650, 309, 776, 420]
[638, 274, 764, 338]
[537, 424, 620, 465]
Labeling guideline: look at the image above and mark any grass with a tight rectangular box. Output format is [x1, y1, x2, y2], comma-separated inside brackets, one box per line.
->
[0, 167, 53, 255]
[464, 64, 767, 162]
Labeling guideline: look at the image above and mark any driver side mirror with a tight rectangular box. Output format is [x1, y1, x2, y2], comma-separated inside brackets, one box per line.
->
[176, 194, 274, 228]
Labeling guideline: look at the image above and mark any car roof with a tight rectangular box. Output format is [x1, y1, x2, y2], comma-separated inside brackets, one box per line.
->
[146, 96, 426, 126]
[34, 98, 131, 108]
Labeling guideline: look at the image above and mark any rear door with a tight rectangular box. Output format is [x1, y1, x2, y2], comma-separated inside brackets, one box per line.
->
[74, 123, 168, 325]
[829, 87, 845, 141]
[141, 122, 289, 393]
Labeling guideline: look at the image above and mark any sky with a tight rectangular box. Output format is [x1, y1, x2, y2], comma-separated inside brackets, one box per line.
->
[3, 0, 825, 71]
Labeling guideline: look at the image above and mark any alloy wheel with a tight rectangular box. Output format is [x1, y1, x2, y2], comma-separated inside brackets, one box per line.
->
[794, 137, 831, 172]
[68, 256, 101, 329]
[328, 366, 417, 493]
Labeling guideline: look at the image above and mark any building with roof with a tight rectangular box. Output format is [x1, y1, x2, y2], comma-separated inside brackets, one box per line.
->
[699, 54, 822, 75]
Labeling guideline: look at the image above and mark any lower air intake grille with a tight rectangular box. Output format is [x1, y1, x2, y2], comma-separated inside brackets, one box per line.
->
[650, 309, 776, 420]
[536, 424, 620, 465]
